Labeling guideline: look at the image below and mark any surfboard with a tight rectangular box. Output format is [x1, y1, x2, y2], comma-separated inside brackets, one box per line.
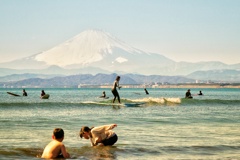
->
[41, 94, 50, 99]
[7, 92, 20, 97]
[124, 102, 145, 107]
[99, 96, 109, 99]
[86, 101, 124, 106]
[82, 101, 145, 107]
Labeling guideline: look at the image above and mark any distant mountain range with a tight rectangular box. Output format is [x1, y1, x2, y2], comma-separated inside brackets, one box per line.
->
[0, 29, 239, 82]
[0, 73, 195, 88]
[186, 69, 240, 82]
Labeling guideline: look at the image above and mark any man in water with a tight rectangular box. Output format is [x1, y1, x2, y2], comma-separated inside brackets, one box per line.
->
[79, 124, 118, 146]
[41, 90, 46, 97]
[22, 89, 27, 96]
[198, 90, 203, 95]
[100, 91, 106, 98]
[185, 89, 193, 98]
[144, 88, 149, 95]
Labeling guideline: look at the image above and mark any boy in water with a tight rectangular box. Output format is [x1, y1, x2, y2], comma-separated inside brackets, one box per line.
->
[41, 128, 70, 159]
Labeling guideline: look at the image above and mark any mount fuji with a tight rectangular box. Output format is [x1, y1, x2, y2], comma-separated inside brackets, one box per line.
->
[0, 30, 174, 75]
[1, 29, 240, 77]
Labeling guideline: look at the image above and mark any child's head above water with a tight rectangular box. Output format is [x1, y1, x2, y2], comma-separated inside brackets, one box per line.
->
[53, 128, 64, 140]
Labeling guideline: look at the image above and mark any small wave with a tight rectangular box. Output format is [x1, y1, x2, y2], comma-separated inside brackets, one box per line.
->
[181, 98, 240, 106]
[1, 98, 239, 108]
[132, 97, 181, 104]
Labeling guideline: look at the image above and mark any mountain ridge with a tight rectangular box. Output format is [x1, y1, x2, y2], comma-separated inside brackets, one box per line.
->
[0, 73, 195, 88]
[0, 29, 239, 76]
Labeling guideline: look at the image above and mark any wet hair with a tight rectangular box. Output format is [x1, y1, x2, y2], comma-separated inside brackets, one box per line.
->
[116, 76, 120, 80]
[79, 126, 92, 138]
[53, 128, 64, 139]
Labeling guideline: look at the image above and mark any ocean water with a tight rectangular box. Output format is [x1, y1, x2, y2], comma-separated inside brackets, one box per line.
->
[0, 88, 239, 160]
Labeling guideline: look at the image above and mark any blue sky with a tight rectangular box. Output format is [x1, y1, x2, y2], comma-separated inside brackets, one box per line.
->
[0, 0, 239, 64]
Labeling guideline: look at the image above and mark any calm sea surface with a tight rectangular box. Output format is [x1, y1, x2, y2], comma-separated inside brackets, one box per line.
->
[0, 88, 239, 159]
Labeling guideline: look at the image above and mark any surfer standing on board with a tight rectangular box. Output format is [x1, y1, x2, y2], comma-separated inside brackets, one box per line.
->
[111, 76, 121, 103]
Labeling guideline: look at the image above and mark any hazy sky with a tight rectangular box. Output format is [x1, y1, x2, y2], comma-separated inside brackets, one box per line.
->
[0, 0, 239, 64]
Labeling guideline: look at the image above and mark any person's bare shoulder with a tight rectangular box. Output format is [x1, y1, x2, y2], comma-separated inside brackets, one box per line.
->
[41, 140, 63, 158]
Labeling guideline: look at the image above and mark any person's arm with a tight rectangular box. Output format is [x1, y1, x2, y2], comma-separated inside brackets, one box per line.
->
[94, 137, 103, 146]
[108, 124, 117, 130]
[61, 144, 70, 158]
[99, 124, 117, 131]
[117, 82, 121, 89]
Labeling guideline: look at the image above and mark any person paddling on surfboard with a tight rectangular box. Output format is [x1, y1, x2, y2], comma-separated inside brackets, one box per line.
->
[111, 76, 121, 103]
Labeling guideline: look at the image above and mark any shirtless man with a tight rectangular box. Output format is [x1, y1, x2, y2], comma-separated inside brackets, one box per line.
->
[79, 124, 118, 146]
[41, 128, 70, 159]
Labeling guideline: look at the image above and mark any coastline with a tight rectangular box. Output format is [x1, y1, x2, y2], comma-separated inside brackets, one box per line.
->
[96, 84, 240, 89]
[2, 83, 240, 89]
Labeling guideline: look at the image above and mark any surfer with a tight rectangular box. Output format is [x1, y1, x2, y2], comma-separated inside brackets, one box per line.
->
[22, 89, 27, 96]
[111, 76, 121, 103]
[79, 124, 118, 146]
[100, 91, 106, 98]
[198, 90, 203, 95]
[41, 128, 70, 159]
[41, 90, 46, 97]
[144, 88, 149, 95]
[185, 89, 193, 98]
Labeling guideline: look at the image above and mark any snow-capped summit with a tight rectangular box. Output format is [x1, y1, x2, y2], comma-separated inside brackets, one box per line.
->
[35, 29, 144, 67]
[0, 29, 176, 74]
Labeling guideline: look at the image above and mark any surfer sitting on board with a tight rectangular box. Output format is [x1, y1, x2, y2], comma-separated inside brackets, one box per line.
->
[22, 89, 27, 96]
[79, 124, 118, 146]
[198, 90, 203, 95]
[41, 128, 70, 159]
[185, 89, 193, 98]
[112, 76, 121, 103]
[100, 91, 106, 98]
[41, 90, 46, 97]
